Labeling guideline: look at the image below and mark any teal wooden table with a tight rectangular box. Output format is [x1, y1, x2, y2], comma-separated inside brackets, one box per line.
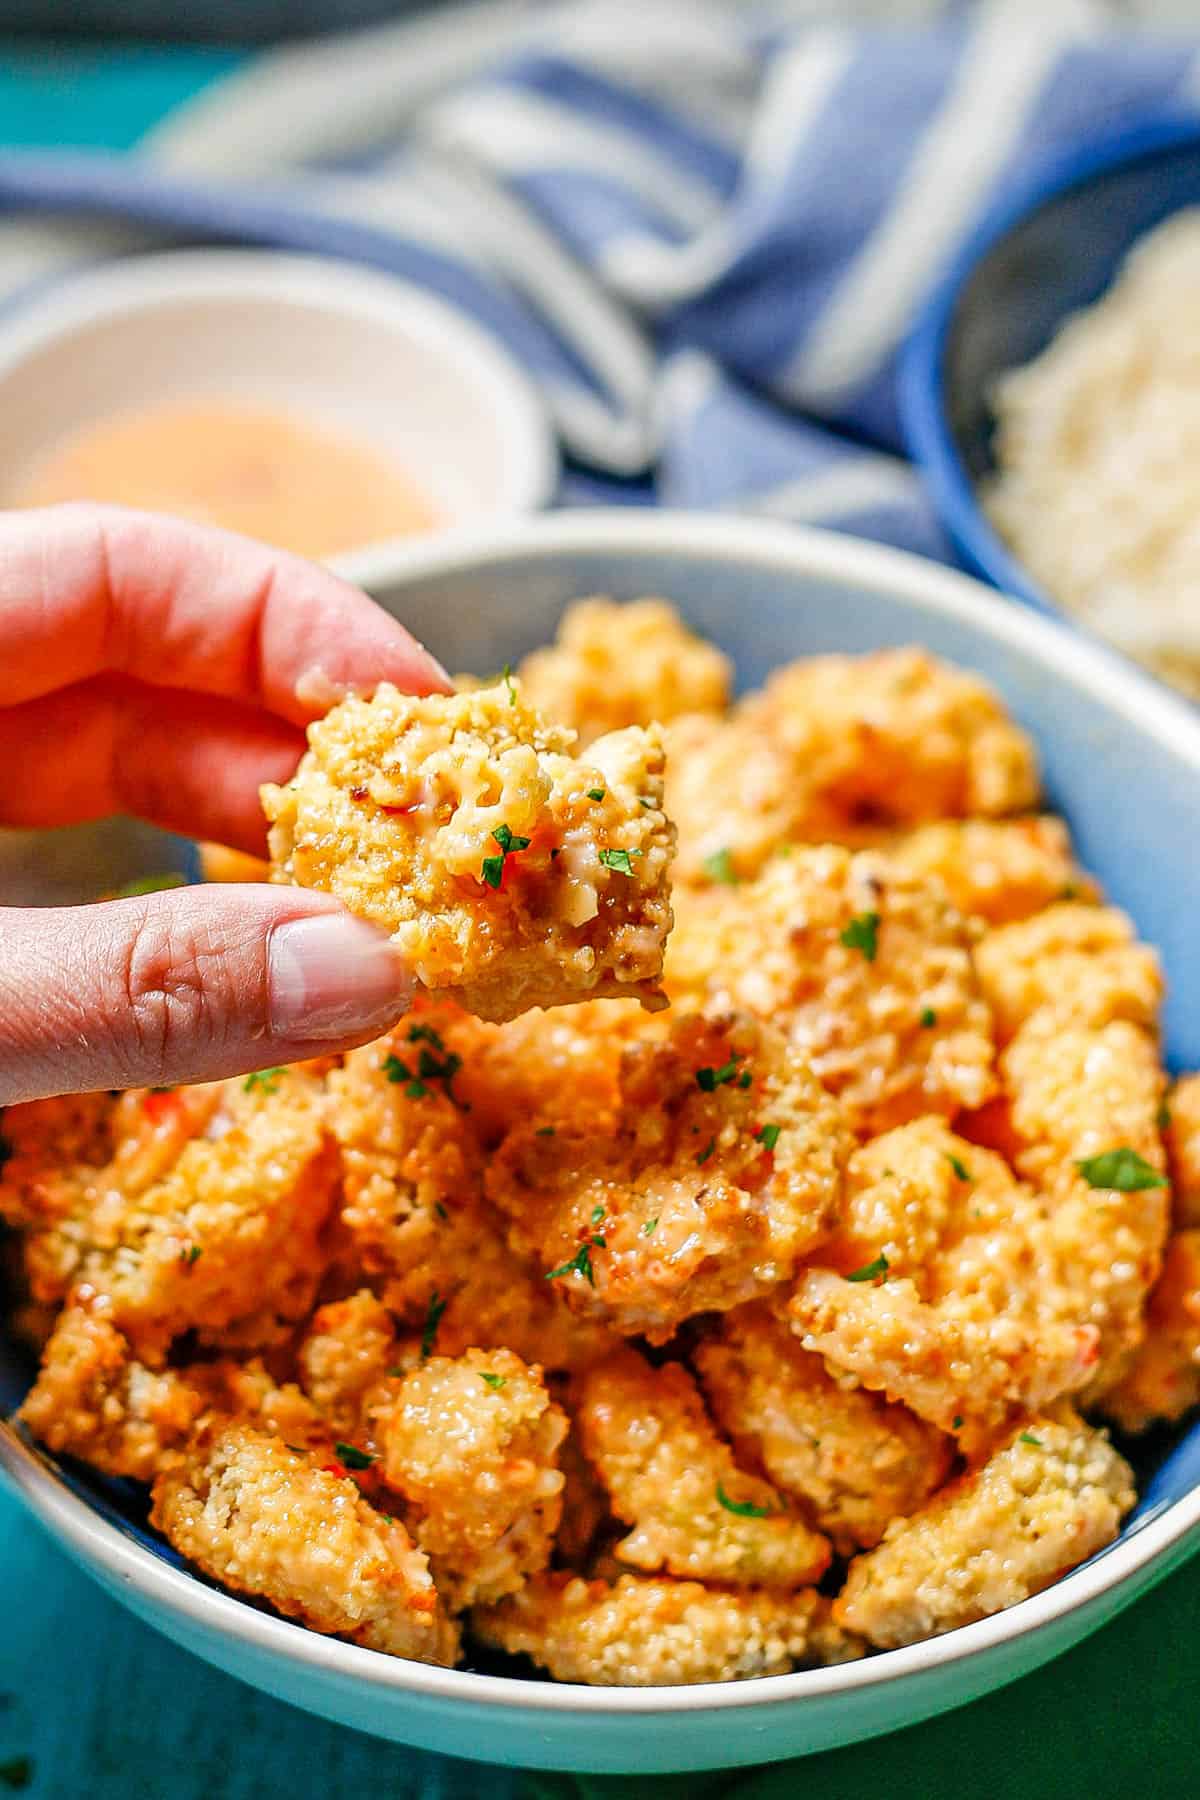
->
[2, 41, 1199, 1798]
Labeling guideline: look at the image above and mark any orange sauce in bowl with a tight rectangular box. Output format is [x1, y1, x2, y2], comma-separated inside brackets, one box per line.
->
[10, 399, 438, 559]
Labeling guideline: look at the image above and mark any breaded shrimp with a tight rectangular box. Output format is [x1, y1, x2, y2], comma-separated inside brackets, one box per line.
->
[517, 597, 731, 746]
[789, 1119, 1103, 1433]
[666, 648, 1039, 885]
[296, 1289, 400, 1441]
[665, 848, 996, 1136]
[471, 1572, 861, 1685]
[1165, 1074, 1200, 1227]
[376, 1347, 566, 1608]
[1099, 1231, 1200, 1433]
[836, 1412, 1134, 1648]
[262, 679, 676, 1020]
[886, 816, 1094, 926]
[975, 902, 1162, 1043]
[693, 1303, 951, 1551]
[151, 1423, 459, 1664]
[487, 1010, 849, 1343]
[575, 1348, 830, 1588]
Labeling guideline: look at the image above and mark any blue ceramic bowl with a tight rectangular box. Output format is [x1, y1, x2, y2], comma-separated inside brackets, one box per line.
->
[901, 117, 1200, 612]
[5, 511, 1200, 1774]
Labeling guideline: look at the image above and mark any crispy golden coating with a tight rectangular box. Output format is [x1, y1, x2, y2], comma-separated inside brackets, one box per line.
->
[886, 817, 1094, 926]
[694, 1303, 951, 1551]
[1100, 1231, 1200, 1433]
[576, 1348, 830, 1588]
[18, 1302, 205, 1481]
[151, 1423, 459, 1664]
[262, 679, 676, 1021]
[517, 597, 731, 747]
[666, 648, 1039, 885]
[472, 1572, 861, 1685]
[666, 848, 996, 1137]
[1166, 1074, 1200, 1227]
[789, 1119, 1100, 1434]
[488, 1010, 849, 1343]
[975, 902, 1162, 1043]
[376, 1347, 566, 1608]
[297, 1290, 399, 1442]
[836, 1413, 1134, 1648]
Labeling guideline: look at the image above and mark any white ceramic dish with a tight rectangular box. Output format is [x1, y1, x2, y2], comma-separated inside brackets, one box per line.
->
[0, 248, 556, 579]
[4, 512, 1200, 1775]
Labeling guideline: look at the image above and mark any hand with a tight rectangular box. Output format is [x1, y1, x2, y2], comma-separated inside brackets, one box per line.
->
[0, 504, 451, 1105]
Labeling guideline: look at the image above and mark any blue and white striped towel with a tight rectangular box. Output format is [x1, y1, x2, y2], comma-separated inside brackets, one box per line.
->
[3, 0, 1200, 564]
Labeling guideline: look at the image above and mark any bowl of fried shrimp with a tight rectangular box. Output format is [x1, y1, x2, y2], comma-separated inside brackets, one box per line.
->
[5, 511, 1200, 1775]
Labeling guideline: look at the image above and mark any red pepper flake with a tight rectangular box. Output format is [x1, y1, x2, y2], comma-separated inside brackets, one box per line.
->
[143, 1089, 183, 1124]
[320, 1460, 349, 1480]
[350, 785, 368, 801]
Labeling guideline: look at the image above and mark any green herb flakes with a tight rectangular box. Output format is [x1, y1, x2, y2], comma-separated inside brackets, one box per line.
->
[243, 1067, 284, 1095]
[587, 788, 606, 802]
[702, 848, 739, 886]
[502, 663, 517, 705]
[421, 1290, 447, 1359]
[696, 1057, 740, 1092]
[1018, 1432, 1043, 1448]
[945, 1153, 972, 1183]
[335, 1442, 374, 1470]
[919, 1006, 937, 1028]
[839, 910, 881, 962]
[754, 1123, 782, 1152]
[696, 1137, 717, 1166]
[598, 847, 643, 876]
[715, 1480, 775, 1519]
[480, 1372, 507, 1392]
[482, 822, 531, 888]
[846, 1253, 889, 1283]
[1076, 1148, 1167, 1192]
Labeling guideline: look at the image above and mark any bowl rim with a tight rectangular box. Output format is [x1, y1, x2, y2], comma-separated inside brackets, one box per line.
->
[899, 112, 1200, 608]
[0, 245, 558, 558]
[7, 505, 1200, 1716]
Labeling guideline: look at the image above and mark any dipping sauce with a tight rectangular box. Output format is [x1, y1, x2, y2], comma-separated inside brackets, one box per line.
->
[11, 399, 438, 560]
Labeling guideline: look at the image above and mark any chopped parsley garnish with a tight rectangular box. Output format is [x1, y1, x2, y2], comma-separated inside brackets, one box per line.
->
[178, 1244, 202, 1268]
[598, 847, 643, 876]
[536, 1125, 557, 1137]
[702, 848, 739, 886]
[715, 1480, 776, 1519]
[335, 1442, 374, 1470]
[383, 1053, 428, 1099]
[1018, 1432, 1043, 1448]
[637, 794, 657, 809]
[111, 870, 187, 899]
[243, 1066, 284, 1095]
[846, 1253, 889, 1283]
[420, 1290, 447, 1359]
[737, 1070, 752, 1089]
[945, 1153, 972, 1183]
[1076, 1148, 1167, 1192]
[482, 822, 531, 889]
[434, 1201, 448, 1221]
[591, 1204, 606, 1226]
[545, 1235, 603, 1284]
[952, 1415, 963, 1431]
[480, 1372, 507, 1391]
[641, 1217, 659, 1236]
[407, 1022, 445, 1050]
[1157, 1099, 1172, 1133]
[587, 788, 606, 802]
[502, 662, 517, 705]
[919, 1006, 937, 1028]
[696, 1137, 717, 1166]
[839, 910, 880, 962]
[384, 1046, 464, 1104]
[754, 1123, 782, 1152]
[696, 1057, 740, 1092]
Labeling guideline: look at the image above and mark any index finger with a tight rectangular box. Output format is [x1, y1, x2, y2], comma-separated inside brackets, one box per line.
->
[0, 502, 452, 723]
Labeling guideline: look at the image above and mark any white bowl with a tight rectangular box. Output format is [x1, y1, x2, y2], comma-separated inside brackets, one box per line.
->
[0, 248, 556, 580]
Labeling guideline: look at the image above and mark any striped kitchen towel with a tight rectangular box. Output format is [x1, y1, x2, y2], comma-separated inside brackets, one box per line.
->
[1, 0, 1198, 561]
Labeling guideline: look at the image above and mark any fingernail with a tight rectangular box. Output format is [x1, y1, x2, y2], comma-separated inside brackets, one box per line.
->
[268, 912, 413, 1041]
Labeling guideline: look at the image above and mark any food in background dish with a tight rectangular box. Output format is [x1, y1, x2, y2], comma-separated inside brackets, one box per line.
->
[10, 400, 437, 561]
[10, 596, 1189, 1687]
[987, 209, 1200, 697]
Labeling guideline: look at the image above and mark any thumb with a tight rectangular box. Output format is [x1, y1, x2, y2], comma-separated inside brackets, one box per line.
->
[0, 885, 414, 1104]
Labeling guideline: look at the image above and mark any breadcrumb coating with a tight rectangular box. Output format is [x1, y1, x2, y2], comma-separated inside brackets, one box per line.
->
[262, 679, 676, 1020]
[576, 1348, 830, 1588]
[666, 847, 996, 1136]
[1166, 1074, 1200, 1227]
[151, 1423, 459, 1664]
[694, 1303, 951, 1551]
[975, 902, 1163, 1043]
[886, 817, 1094, 926]
[471, 1572, 861, 1685]
[376, 1347, 566, 1608]
[666, 648, 1039, 885]
[1101, 1231, 1200, 1433]
[297, 1290, 400, 1441]
[517, 597, 731, 747]
[836, 1413, 1134, 1648]
[487, 1010, 849, 1342]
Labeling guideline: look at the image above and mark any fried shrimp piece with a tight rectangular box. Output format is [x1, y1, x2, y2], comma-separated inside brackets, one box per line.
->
[693, 1304, 951, 1552]
[666, 848, 996, 1137]
[151, 1423, 459, 1665]
[517, 597, 731, 747]
[790, 1119, 1102, 1434]
[262, 679, 676, 1021]
[18, 1301, 206, 1481]
[886, 816, 1094, 926]
[1165, 1075, 1200, 1227]
[487, 1010, 849, 1343]
[836, 1412, 1135, 1648]
[327, 1031, 612, 1372]
[666, 648, 1039, 885]
[471, 1572, 861, 1686]
[975, 902, 1162, 1043]
[297, 1290, 400, 1441]
[0, 1089, 127, 1303]
[376, 1348, 567, 1608]
[1102, 1232, 1200, 1433]
[576, 1348, 830, 1588]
